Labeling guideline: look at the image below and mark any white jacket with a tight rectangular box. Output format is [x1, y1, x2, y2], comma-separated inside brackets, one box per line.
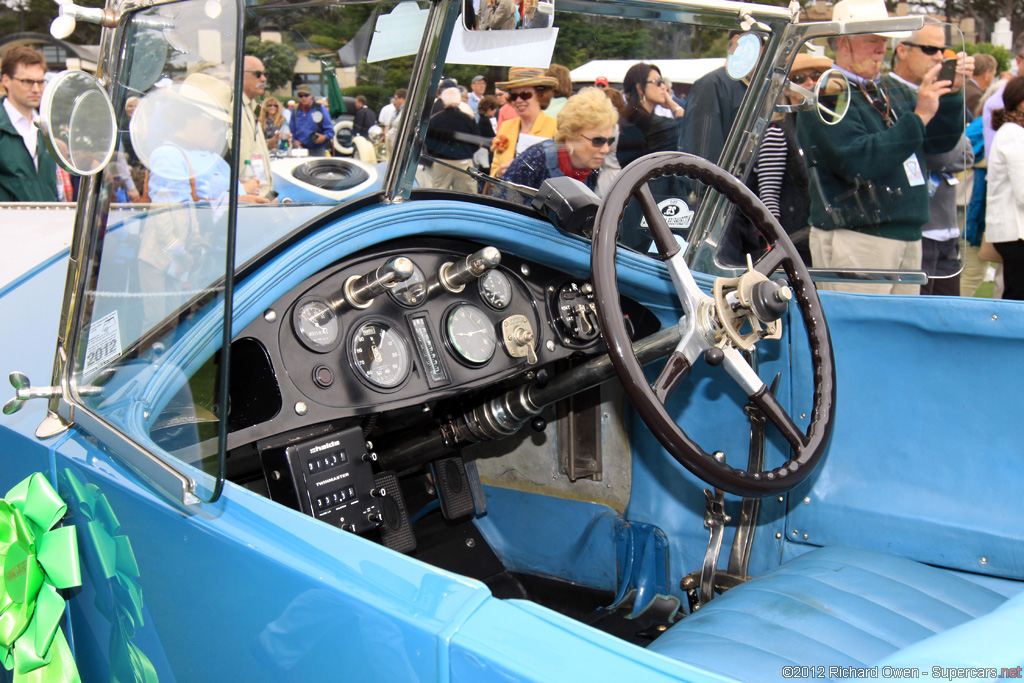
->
[986, 121, 1024, 244]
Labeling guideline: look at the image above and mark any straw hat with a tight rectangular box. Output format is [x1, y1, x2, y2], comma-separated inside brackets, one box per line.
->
[791, 53, 834, 74]
[496, 67, 557, 90]
[177, 72, 232, 123]
[831, 0, 912, 38]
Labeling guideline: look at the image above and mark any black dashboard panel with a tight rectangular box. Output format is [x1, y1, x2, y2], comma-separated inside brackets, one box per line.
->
[225, 237, 658, 450]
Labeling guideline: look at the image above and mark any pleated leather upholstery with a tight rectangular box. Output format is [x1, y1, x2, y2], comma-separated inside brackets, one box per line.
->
[648, 546, 1013, 682]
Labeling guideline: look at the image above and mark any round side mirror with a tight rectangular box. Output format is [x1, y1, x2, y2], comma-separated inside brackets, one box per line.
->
[39, 71, 117, 176]
[814, 68, 851, 125]
[726, 33, 761, 81]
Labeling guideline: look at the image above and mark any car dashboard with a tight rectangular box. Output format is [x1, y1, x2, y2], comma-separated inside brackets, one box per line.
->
[155, 236, 659, 552]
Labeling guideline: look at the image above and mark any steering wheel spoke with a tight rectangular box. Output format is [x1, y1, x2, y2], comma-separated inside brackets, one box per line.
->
[592, 152, 835, 497]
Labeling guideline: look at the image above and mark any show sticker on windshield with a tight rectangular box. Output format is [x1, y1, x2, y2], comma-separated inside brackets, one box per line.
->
[82, 310, 123, 377]
[640, 197, 694, 230]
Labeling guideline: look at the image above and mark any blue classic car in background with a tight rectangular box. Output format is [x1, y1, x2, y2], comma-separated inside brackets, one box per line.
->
[2, 0, 1023, 680]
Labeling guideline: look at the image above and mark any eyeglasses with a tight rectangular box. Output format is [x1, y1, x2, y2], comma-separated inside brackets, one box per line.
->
[901, 42, 946, 56]
[789, 70, 824, 83]
[646, 77, 665, 86]
[11, 77, 45, 88]
[297, 93, 312, 98]
[245, 70, 266, 79]
[580, 134, 615, 148]
[507, 91, 534, 102]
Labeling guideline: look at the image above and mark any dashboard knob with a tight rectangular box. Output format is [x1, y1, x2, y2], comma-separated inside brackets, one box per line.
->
[344, 257, 415, 308]
[439, 246, 501, 292]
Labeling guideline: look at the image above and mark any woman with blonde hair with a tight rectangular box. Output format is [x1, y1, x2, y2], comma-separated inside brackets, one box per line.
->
[501, 87, 618, 197]
[490, 67, 559, 178]
[258, 96, 291, 151]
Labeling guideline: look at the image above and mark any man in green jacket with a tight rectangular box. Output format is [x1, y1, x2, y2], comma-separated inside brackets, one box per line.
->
[797, 0, 971, 294]
[0, 45, 58, 202]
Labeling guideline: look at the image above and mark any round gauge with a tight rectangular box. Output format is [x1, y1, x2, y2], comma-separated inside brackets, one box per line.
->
[388, 261, 428, 307]
[350, 321, 411, 389]
[478, 270, 512, 310]
[293, 299, 341, 352]
[446, 304, 496, 366]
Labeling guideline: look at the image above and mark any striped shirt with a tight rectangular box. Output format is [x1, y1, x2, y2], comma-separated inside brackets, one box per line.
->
[756, 123, 788, 220]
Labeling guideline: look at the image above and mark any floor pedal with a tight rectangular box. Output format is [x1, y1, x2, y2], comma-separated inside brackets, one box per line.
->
[374, 471, 416, 553]
[431, 456, 476, 520]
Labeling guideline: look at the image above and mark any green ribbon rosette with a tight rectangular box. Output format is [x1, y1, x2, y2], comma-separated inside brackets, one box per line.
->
[1, 472, 82, 683]
[61, 470, 157, 683]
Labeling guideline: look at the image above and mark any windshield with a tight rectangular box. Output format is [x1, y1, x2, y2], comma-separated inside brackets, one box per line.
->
[65, 0, 966, 502]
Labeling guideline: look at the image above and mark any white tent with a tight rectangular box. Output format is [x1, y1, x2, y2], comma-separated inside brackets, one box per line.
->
[569, 58, 724, 87]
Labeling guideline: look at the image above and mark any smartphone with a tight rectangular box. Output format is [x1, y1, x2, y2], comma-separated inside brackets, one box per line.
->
[938, 58, 958, 83]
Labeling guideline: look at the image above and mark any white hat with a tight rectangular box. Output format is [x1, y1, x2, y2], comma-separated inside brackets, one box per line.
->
[831, 0, 912, 38]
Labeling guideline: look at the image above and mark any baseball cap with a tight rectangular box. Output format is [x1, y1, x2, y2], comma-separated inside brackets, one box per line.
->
[472, 74, 486, 83]
[595, 76, 609, 86]
[296, 84, 312, 95]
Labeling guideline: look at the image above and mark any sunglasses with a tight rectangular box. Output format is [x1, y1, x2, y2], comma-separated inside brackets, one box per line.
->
[596, 83, 608, 88]
[297, 93, 312, 98]
[789, 70, 824, 83]
[902, 42, 946, 56]
[245, 70, 266, 78]
[265, 104, 278, 108]
[646, 77, 665, 86]
[507, 91, 535, 102]
[580, 134, 615, 148]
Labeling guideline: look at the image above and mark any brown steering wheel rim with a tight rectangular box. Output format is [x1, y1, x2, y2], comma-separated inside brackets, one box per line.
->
[591, 151, 835, 497]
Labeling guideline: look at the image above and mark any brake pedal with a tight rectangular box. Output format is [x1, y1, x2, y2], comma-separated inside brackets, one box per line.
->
[431, 456, 476, 520]
[374, 471, 416, 553]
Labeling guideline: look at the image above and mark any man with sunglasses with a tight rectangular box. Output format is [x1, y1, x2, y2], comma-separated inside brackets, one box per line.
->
[797, 0, 969, 294]
[0, 45, 58, 202]
[292, 84, 334, 157]
[886, 21, 974, 295]
[241, 55, 274, 197]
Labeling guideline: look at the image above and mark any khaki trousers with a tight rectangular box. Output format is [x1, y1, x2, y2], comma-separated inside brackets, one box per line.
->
[810, 228, 922, 295]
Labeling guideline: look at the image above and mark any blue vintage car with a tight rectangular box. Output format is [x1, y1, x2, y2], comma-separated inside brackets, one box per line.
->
[3, 0, 1020, 681]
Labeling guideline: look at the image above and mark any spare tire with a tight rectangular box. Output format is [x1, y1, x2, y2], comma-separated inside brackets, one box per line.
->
[290, 159, 370, 191]
[333, 120, 354, 156]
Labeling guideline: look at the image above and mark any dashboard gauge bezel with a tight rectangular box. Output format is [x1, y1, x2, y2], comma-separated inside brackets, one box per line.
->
[443, 302, 497, 367]
[387, 260, 429, 308]
[347, 318, 413, 391]
[478, 269, 513, 310]
[292, 297, 342, 353]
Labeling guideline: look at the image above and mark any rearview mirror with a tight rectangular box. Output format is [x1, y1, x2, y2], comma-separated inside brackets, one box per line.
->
[814, 68, 850, 125]
[463, 0, 553, 31]
[39, 70, 118, 176]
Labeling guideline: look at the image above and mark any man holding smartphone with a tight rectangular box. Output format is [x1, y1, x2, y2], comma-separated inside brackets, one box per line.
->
[886, 19, 974, 295]
[798, 2, 971, 294]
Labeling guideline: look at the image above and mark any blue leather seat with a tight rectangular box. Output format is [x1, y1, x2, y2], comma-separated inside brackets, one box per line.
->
[648, 546, 1021, 682]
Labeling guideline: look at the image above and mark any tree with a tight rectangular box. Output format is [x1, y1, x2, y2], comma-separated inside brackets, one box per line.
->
[244, 37, 297, 92]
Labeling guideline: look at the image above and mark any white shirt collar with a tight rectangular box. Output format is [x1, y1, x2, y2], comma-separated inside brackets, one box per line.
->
[887, 72, 920, 92]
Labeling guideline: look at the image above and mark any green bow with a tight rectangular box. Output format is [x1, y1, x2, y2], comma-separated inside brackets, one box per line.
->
[1, 472, 81, 683]
[61, 470, 158, 683]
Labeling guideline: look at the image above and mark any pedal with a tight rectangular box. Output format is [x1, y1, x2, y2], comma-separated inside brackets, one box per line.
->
[373, 471, 416, 553]
[430, 456, 476, 520]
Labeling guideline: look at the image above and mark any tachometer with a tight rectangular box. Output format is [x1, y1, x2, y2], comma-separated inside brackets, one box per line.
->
[445, 303, 496, 366]
[350, 321, 411, 389]
[294, 298, 341, 352]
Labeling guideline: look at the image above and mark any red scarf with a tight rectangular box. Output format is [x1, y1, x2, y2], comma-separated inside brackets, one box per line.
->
[558, 147, 592, 183]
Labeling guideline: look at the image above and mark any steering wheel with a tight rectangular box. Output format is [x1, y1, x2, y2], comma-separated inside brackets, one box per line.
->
[591, 152, 835, 498]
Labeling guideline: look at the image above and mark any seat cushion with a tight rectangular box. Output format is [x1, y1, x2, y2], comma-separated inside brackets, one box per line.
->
[648, 546, 1012, 682]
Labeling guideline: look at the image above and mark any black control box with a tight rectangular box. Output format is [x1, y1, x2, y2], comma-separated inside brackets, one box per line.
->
[262, 426, 382, 534]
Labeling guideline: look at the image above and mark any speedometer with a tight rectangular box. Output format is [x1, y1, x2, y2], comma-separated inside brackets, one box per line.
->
[350, 321, 411, 389]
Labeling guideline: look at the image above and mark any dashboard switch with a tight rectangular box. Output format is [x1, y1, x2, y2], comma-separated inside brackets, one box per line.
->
[344, 256, 415, 309]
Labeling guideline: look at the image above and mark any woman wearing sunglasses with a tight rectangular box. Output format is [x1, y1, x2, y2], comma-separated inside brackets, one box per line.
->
[258, 97, 291, 154]
[490, 67, 559, 178]
[501, 87, 618, 200]
[617, 62, 683, 167]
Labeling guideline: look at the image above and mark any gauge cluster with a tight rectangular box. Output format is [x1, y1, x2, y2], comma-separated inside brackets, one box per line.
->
[228, 237, 658, 446]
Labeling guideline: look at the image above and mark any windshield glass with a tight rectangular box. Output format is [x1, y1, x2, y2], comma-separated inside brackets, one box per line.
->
[66, 0, 968, 501]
